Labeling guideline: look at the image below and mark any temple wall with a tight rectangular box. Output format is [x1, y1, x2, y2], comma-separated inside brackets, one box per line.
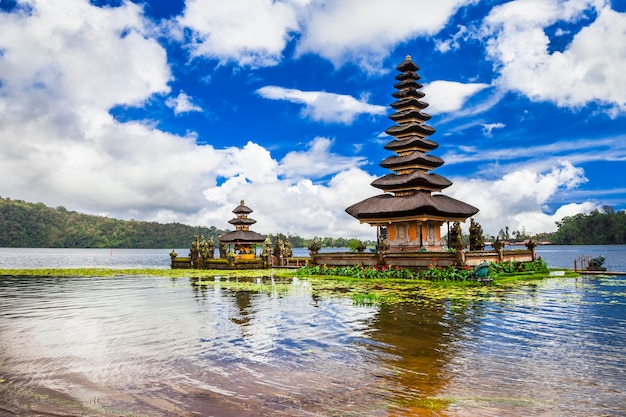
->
[310, 252, 380, 267]
[459, 249, 534, 266]
[312, 249, 534, 270]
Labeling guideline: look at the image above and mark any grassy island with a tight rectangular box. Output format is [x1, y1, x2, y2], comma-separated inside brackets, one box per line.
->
[0, 259, 578, 306]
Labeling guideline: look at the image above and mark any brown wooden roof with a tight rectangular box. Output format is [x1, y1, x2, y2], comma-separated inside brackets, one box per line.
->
[219, 230, 265, 243]
[392, 88, 426, 100]
[228, 217, 257, 226]
[390, 97, 429, 110]
[232, 204, 253, 214]
[384, 136, 438, 152]
[389, 109, 431, 123]
[345, 193, 479, 222]
[385, 122, 436, 137]
[397, 57, 419, 72]
[380, 151, 443, 170]
[395, 71, 421, 81]
[371, 171, 452, 191]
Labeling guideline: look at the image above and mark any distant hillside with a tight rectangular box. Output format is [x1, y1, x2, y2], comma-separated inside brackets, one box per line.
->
[550, 206, 626, 245]
[0, 196, 227, 249]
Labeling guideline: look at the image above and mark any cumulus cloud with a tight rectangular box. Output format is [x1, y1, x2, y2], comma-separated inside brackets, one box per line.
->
[279, 137, 368, 178]
[166, 91, 203, 115]
[296, 0, 477, 71]
[256, 86, 386, 123]
[423, 81, 491, 114]
[176, 0, 476, 72]
[178, 0, 301, 66]
[447, 160, 593, 235]
[482, 0, 626, 115]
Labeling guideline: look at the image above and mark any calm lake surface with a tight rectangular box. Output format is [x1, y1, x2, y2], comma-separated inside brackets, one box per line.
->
[1, 246, 625, 416]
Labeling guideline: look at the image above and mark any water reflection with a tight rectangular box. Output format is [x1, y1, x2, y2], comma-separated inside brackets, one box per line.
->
[0, 274, 624, 416]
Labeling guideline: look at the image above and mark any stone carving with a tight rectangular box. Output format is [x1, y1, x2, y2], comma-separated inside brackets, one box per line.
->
[308, 239, 322, 255]
[449, 221, 464, 252]
[469, 218, 485, 251]
[206, 237, 215, 259]
[190, 235, 200, 267]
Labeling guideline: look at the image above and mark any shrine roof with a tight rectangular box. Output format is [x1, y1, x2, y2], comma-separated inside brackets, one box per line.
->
[371, 171, 452, 191]
[384, 136, 438, 152]
[228, 217, 257, 225]
[219, 230, 266, 243]
[380, 151, 443, 169]
[385, 122, 435, 137]
[345, 193, 479, 221]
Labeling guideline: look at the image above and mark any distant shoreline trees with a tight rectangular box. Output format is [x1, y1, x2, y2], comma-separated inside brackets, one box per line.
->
[0, 196, 374, 249]
[549, 206, 626, 245]
[2, 196, 624, 248]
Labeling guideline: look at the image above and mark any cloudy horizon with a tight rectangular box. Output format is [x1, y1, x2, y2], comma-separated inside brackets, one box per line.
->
[1, 0, 625, 240]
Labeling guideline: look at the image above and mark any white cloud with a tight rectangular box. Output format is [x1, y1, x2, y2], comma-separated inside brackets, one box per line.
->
[175, 0, 476, 72]
[482, 122, 506, 136]
[279, 137, 368, 178]
[447, 160, 593, 235]
[166, 91, 203, 115]
[0, 0, 171, 109]
[482, 0, 626, 115]
[256, 86, 386, 123]
[435, 25, 471, 53]
[422, 81, 491, 114]
[296, 0, 477, 71]
[178, 0, 301, 67]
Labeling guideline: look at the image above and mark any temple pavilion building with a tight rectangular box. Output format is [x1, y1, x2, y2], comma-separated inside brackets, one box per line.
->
[219, 200, 265, 259]
[346, 56, 479, 252]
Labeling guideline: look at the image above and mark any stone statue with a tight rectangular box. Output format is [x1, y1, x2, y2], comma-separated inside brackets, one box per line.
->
[206, 237, 215, 259]
[199, 235, 208, 259]
[449, 221, 464, 252]
[190, 235, 201, 268]
[284, 239, 293, 258]
[525, 237, 536, 253]
[218, 235, 227, 258]
[469, 218, 485, 251]
[308, 239, 322, 255]
[273, 235, 285, 259]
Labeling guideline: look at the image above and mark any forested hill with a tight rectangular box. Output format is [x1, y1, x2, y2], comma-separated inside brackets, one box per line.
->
[0, 197, 228, 249]
[550, 206, 626, 245]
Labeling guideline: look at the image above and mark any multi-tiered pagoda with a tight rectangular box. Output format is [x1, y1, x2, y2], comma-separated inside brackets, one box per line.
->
[346, 56, 479, 251]
[219, 200, 265, 258]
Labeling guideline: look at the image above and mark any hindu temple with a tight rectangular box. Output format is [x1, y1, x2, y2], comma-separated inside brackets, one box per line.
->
[219, 200, 266, 258]
[171, 200, 271, 269]
[346, 56, 479, 251]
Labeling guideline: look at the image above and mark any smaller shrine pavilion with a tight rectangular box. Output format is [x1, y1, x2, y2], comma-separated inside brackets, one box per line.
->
[219, 200, 266, 259]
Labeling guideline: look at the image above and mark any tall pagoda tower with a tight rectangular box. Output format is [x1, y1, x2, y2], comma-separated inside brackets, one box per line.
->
[346, 56, 479, 251]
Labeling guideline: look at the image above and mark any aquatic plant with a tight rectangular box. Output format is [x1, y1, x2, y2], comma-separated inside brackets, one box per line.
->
[489, 257, 548, 274]
[297, 262, 477, 282]
[296, 264, 419, 280]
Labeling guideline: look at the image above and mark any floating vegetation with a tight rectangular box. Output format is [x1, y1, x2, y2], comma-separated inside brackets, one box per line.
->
[0, 267, 295, 279]
[0, 263, 579, 307]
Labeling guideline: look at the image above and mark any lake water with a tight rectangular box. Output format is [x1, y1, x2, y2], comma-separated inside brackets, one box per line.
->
[0, 246, 625, 416]
[0, 244, 624, 270]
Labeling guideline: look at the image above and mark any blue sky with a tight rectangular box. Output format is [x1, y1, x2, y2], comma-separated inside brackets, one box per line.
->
[1, 0, 625, 240]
